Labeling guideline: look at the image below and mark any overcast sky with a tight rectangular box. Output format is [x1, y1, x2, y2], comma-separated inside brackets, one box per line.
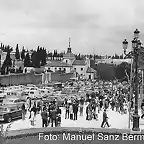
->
[0, 0, 144, 55]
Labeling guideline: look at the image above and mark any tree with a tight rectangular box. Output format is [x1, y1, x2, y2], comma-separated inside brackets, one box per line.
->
[1, 45, 13, 53]
[48, 52, 53, 60]
[115, 62, 131, 81]
[97, 63, 115, 80]
[15, 44, 20, 59]
[24, 53, 31, 67]
[1, 51, 12, 74]
[31, 50, 38, 68]
[119, 54, 123, 59]
[41, 48, 47, 66]
[21, 46, 25, 61]
[114, 54, 119, 59]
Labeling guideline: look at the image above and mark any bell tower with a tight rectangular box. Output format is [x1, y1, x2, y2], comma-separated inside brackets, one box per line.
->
[67, 38, 71, 53]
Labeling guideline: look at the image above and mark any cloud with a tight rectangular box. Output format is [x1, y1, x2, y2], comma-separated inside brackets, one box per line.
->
[0, 0, 144, 55]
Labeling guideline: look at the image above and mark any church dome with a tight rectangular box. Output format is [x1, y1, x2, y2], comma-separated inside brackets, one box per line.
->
[63, 52, 75, 60]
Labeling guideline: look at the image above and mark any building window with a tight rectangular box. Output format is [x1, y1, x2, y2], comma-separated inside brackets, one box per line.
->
[81, 68, 83, 71]
[66, 60, 68, 63]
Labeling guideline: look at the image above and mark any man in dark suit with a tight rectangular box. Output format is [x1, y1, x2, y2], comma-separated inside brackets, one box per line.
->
[101, 109, 110, 128]
[73, 102, 78, 120]
[51, 108, 57, 127]
[41, 108, 48, 127]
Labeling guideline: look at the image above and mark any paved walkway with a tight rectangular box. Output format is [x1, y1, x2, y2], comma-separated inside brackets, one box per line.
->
[2, 105, 144, 131]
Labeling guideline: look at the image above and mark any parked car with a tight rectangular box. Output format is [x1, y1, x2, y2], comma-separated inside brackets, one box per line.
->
[0, 90, 7, 103]
[42, 96, 64, 107]
[2, 97, 25, 107]
[39, 89, 51, 97]
[0, 104, 22, 122]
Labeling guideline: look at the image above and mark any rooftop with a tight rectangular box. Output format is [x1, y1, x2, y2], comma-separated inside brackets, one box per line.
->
[72, 60, 86, 65]
[86, 67, 96, 73]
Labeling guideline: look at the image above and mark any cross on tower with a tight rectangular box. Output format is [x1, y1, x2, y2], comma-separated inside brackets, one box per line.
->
[69, 38, 71, 48]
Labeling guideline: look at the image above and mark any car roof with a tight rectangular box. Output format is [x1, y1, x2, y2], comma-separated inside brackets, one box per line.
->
[0, 104, 19, 108]
[6, 97, 19, 100]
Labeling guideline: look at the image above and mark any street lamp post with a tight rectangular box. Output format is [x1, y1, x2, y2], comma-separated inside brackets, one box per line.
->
[122, 29, 141, 131]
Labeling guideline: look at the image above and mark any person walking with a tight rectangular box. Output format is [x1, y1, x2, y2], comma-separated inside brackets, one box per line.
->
[141, 99, 144, 119]
[79, 97, 84, 116]
[56, 106, 62, 126]
[65, 103, 70, 119]
[41, 108, 48, 127]
[101, 109, 110, 128]
[30, 108, 35, 126]
[87, 104, 93, 120]
[86, 104, 89, 120]
[21, 103, 26, 120]
[28, 98, 32, 119]
[104, 99, 109, 110]
[110, 99, 115, 111]
[64, 98, 68, 106]
[37, 99, 42, 114]
[31, 102, 37, 119]
[99, 99, 103, 111]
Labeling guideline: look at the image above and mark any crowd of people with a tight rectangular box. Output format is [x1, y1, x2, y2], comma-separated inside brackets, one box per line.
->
[20, 79, 144, 128]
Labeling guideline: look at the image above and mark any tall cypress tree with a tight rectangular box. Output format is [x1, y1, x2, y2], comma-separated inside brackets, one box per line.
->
[31, 51, 37, 67]
[21, 46, 25, 61]
[24, 53, 31, 67]
[35, 46, 40, 68]
[15, 44, 20, 59]
[2, 51, 12, 74]
[41, 48, 47, 66]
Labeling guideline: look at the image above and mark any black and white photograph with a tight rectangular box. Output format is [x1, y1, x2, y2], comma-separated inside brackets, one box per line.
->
[0, 0, 144, 144]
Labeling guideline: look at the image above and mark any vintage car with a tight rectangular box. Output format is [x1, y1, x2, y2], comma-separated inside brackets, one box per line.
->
[2, 97, 26, 107]
[0, 90, 7, 103]
[0, 104, 22, 122]
[42, 95, 64, 107]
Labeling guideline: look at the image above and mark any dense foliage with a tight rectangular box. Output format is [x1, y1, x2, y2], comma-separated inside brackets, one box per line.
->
[1, 51, 12, 75]
[93, 62, 131, 81]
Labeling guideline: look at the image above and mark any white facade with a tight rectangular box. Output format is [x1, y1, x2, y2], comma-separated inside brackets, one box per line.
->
[45, 66, 71, 73]
[72, 65, 86, 76]
[95, 58, 131, 65]
[72, 58, 90, 77]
